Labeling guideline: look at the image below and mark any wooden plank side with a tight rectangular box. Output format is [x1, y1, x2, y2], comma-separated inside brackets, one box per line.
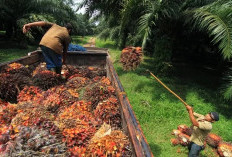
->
[0, 50, 42, 71]
[106, 56, 154, 157]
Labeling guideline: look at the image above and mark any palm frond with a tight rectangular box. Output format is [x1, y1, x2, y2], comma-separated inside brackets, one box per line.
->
[186, 0, 232, 59]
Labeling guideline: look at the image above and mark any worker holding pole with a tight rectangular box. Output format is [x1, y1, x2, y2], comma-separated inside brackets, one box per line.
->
[148, 70, 219, 157]
[22, 21, 72, 74]
[185, 105, 219, 157]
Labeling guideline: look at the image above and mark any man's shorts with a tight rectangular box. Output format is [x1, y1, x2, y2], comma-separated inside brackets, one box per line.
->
[40, 45, 62, 69]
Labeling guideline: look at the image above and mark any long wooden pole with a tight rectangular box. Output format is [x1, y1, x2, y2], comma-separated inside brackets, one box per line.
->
[147, 70, 189, 107]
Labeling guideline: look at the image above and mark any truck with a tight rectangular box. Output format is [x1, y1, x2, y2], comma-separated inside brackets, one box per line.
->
[0, 47, 153, 157]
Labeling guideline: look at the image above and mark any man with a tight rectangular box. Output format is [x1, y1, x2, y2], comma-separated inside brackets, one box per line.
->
[23, 21, 72, 74]
[185, 105, 219, 157]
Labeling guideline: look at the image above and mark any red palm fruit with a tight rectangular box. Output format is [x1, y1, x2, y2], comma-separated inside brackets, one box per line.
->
[172, 129, 181, 136]
[206, 133, 222, 148]
[0, 134, 9, 145]
[3, 62, 30, 76]
[171, 138, 180, 146]
[0, 144, 6, 152]
[177, 124, 192, 136]
[120, 46, 143, 71]
[178, 133, 190, 146]
[217, 142, 232, 157]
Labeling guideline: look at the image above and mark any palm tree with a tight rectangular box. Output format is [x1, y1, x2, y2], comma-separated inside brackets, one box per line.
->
[0, 0, 78, 40]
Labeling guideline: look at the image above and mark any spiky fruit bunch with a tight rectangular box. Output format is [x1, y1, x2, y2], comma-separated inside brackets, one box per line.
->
[32, 70, 64, 90]
[177, 133, 190, 146]
[0, 104, 17, 125]
[32, 62, 47, 76]
[87, 130, 131, 156]
[0, 73, 31, 103]
[84, 66, 106, 79]
[11, 107, 55, 127]
[172, 129, 182, 136]
[41, 92, 62, 113]
[217, 142, 232, 157]
[177, 124, 192, 136]
[69, 146, 87, 156]
[17, 86, 44, 103]
[84, 77, 116, 110]
[66, 76, 89, 89]
[171, 129, 190, 146]
[120, 46, 143, 71]
[34, 119, 60, 135]
[2, 62, 30, 76]
[206, 133, 222, 148]
[94, 96, 121, 128]
[62, 125, 96, 147]
[171, 138, 180, 146]
[5, 126, 69, 157]
[56, 101, 96, 130]
[0, 99, 9, 112]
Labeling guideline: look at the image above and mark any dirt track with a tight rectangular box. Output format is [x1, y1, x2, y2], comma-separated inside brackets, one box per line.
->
[83, 37, 96, 47]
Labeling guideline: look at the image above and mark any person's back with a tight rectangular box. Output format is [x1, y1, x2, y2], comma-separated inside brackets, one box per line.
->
[40, 24, 71, 55]
[23, 21, 72, 74]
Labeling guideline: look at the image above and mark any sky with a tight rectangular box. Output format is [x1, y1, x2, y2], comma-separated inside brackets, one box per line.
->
[73, 0, 85, 14]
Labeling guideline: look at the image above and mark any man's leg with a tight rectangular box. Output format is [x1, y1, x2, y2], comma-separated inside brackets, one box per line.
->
[40, 46, 62, 73]
[188, 143, 203, 157]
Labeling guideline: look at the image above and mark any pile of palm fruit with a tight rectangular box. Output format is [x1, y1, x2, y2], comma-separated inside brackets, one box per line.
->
[171, 124, 232, 157]
[0, 62, 132, 156]
[120, 46, 143, 71]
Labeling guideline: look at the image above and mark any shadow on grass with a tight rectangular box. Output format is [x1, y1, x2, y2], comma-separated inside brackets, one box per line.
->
[149, 142, 162, 156]
[116, 55, 232, 119]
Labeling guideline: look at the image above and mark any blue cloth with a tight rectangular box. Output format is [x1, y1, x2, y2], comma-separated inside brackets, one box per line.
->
[68, 43, 86, 51]
[40, 45, 62, 69]
[188, 142, 204, 157]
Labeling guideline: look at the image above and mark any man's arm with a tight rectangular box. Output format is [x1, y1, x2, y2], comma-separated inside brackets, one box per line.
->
[186, 105, 199, 127]
[23, 21, 52, 33]
[193, 112, 204, 118]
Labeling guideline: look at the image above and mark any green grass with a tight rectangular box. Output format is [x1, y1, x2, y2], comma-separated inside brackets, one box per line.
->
[71, 35, 91, 46]
[96, 38, 232, 157]
[0, 45, 37, 63]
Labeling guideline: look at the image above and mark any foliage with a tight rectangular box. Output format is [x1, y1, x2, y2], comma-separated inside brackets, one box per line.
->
[96, 38, 232, 157]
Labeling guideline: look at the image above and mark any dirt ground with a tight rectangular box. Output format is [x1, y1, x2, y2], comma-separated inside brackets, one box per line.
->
[83, 37, 96, 47]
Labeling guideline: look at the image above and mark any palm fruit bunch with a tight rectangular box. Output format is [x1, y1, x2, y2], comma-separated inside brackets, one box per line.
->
[84, 77, 116, 110]
[32, 62, 47, 76]
[41, 92, 63, 113]
[84, 66, 106, 79]
[4, 126, 69, 157]
[0, 99, 9, 112]
[87, 130, 132, 156]
[120, 46, 143, 71]
[66, 76, 89, 89]
[0, 73, 31, 103]
[94, 96, 121, 128]
[11, 106, 55, 127]
[171, 129, 190, 146]
[0, 104, 17, 125]
[34, 119, 60, 136]
[32, 70, 65, 90]
[177, 124, 192, 136]
[17, 86, 44, 104]
[206, 133, 222, 148]
[2, 62, 30, 76]
[217, 142, 232, 157]
[171, 138, 180, 146]
[56, 101, 95, 130]
[69, 146, 87, 156]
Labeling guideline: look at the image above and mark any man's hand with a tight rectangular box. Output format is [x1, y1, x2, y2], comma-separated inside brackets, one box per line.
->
[186, 105, 193, 113]
[23, 24, 30, 34]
